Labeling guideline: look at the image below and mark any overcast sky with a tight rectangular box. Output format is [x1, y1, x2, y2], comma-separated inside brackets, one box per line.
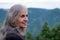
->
[0, 0, 60, 9]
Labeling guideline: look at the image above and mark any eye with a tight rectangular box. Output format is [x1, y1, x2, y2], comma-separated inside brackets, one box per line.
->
[26, 15, 28, 17]
[19, 14, 28, 18]
[20, 15, 25, 18]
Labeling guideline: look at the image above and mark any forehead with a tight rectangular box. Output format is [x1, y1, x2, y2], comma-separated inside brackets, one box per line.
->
[18, 9, 28, 15]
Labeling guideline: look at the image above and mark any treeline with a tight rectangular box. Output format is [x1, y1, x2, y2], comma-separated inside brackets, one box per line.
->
[26, 22, 60, 40]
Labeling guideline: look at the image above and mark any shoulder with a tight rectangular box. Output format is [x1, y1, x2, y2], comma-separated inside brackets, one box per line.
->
[5, 33, 23, 40]
[6, 33, 21, 40]
[4, 28, 23, 40]
[3, 27, 25, 40]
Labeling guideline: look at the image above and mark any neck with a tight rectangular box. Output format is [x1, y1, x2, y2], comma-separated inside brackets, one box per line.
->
[18, 27, 26, 36]
[19, 27, 26, 32]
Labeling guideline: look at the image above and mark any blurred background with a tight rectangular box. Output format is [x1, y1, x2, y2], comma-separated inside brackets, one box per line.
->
[0, 0, 60, 40]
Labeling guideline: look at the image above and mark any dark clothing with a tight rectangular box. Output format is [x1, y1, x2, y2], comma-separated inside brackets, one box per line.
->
[3, 27, 25, 40]
[5, 33, 23, 40]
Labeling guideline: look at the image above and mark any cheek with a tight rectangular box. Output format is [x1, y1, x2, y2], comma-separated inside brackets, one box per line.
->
[17, 18, 22, 23]
[17, 18, 25, 27]
[16, 18, 23, 25]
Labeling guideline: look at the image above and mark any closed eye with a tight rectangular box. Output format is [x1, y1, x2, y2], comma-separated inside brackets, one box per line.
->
[21, 15, 25, 18]
[20, 14, 28, 18]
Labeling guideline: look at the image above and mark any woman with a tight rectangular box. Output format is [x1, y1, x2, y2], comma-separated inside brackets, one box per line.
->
[0, 4, 28, 40]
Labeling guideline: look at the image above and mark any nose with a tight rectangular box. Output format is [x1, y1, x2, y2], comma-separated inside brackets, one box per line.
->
[24, 17, 28, 22]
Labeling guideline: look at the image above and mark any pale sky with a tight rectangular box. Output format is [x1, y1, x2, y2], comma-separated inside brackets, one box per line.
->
[0, 0, 60, 9]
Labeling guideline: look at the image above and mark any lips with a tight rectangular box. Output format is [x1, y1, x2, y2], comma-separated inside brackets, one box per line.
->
[22, 22, 27, 26]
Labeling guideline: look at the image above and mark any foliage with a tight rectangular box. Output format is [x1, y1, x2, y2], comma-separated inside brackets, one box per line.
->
[40, 22, 52, 40]
[26, 22, 60, 40]
[54, 24, 60, 40]
[26, 32, 34, 40]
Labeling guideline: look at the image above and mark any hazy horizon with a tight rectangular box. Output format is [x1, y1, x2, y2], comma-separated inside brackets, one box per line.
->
[0, 0, 60, 9]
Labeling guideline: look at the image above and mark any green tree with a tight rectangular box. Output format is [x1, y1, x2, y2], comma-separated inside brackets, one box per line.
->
[54, 24, 60, 40]
[35, 32, 41, 40]
[40, 22, 52, 40]
[26, 32, 34, 40]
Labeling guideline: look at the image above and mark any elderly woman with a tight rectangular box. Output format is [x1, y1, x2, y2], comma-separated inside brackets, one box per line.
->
[0, 4, 28, 40]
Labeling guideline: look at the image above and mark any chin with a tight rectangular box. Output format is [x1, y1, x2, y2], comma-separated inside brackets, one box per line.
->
[20, 24, 27, 28]
[22, 26, 27, 28]
[20, 26, 27, 28]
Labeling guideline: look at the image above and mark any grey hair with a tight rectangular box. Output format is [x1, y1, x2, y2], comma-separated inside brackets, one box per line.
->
[0, 4, 28, 35]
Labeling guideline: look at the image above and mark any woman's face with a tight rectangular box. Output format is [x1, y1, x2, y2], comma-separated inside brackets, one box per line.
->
[16, 9, 28, 28]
